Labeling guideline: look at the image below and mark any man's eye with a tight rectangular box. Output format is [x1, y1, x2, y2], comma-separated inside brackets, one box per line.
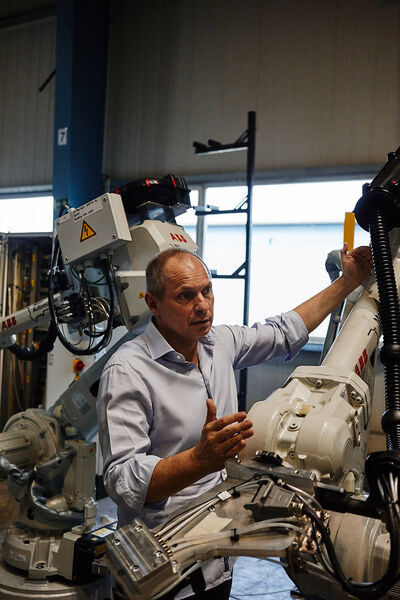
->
[203, 287, 212, 296]
[179, 292, 192, 301]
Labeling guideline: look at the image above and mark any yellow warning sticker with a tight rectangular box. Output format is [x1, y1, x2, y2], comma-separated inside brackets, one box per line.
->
[80, 221, 96, 242]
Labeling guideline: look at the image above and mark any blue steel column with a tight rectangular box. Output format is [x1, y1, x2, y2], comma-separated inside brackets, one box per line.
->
[52, 0, 109, 216]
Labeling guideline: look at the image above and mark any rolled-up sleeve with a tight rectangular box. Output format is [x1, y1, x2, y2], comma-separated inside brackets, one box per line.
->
[219, 310, 309, 370]
[97, 362, 164, 515]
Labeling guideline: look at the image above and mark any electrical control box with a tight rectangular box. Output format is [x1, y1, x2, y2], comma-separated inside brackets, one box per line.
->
[56, 193, 132, 266]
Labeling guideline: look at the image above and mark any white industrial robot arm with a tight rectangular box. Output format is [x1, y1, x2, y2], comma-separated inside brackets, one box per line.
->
[0, 296, 57, 350]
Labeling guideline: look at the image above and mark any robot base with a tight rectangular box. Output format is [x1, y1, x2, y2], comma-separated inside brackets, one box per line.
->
[0, 553, 113, 600]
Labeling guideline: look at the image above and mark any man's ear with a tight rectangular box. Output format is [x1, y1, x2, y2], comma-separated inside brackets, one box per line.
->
[145, 292, 159, 315]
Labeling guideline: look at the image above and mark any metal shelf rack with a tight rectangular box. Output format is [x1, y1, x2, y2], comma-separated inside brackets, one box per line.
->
[193, 111, 256, 411]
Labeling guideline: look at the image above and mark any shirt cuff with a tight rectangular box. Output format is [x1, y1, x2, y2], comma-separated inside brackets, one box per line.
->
[281, 310, 309, 360]
[106, 453, 165, 515]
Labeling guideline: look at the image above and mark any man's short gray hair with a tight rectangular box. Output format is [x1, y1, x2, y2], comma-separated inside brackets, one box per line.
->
[146, 248, 211, 298]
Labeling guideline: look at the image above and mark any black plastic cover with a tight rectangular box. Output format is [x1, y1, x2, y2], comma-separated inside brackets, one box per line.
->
[115, 174, 191, 225]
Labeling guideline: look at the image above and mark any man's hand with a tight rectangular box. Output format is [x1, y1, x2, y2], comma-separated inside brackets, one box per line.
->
[191, 398, 254, 471]
[341, 243, 373, 287]
[294, 244, 373, 333]
[146, 399, 253, 503]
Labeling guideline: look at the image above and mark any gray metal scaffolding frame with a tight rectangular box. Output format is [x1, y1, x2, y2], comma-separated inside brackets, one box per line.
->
[193, 111, 256, 411]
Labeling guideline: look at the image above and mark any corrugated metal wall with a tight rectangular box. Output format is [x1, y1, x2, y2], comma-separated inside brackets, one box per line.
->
[104, 0, 400, 180]
[1, 1, 400, 187]
[0, 16, 56, 188]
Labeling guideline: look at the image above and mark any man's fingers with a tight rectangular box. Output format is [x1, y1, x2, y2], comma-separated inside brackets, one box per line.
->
[225, 436, 251, 456]
[221, 425, 254, 449]
[212, 424, 254, 457]
[204, 398, 217, 425]
[219, 419, 253, 441]
[209, 411, 248, 431]
[355, 246, 373, 264]
[345, 245, 372, 261]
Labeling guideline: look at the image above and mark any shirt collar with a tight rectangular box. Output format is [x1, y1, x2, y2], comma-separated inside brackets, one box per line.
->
[144, 319, 174, 360]
[144, 318, 215, 360]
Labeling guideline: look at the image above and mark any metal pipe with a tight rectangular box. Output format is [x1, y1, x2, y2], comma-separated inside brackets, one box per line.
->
[238, 111, 256, 412]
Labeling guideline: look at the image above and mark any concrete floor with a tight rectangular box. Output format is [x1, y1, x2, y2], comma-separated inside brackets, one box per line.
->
[230, 556, 294, 599]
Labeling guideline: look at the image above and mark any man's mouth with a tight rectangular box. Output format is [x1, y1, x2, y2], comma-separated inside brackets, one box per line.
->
[191, 318, 210, 326]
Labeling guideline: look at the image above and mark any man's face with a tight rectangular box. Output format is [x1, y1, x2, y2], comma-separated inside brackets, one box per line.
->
[145, 254, 214, 349]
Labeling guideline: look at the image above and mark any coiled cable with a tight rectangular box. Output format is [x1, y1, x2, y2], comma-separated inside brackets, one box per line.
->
[369, 208, 400, 449]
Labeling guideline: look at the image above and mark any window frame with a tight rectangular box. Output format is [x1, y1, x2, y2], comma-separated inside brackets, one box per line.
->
[184, 168, 377, 347]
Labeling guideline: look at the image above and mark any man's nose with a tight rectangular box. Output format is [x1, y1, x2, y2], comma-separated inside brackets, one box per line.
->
[194, 293, 209, 311]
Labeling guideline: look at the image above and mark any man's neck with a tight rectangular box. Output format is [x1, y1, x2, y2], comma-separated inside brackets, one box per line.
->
[153, 320, 198, 364]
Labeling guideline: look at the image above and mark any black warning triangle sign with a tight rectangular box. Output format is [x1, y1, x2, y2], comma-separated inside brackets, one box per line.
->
[80, 220, 96, 242]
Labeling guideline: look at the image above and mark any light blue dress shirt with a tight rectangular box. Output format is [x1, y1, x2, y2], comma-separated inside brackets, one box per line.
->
[97, 310, 308, 595]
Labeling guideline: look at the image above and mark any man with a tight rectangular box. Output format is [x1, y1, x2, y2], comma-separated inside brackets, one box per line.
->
[97, 243, 372, 599]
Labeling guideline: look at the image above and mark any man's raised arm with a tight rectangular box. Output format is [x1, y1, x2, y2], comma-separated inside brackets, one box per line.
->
[294, 244, 372, 333]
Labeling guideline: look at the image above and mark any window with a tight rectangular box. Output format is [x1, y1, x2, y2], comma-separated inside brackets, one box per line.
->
[179, 180, 371, 339]
[0, 196, 53, 233]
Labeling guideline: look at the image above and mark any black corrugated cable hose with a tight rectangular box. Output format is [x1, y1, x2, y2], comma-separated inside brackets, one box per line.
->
[302, 501, 400, 599]
[369, 208, 400, 450]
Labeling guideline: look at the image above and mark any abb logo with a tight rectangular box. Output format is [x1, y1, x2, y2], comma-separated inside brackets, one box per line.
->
[355, 348, 368, 376]
[170, 233, 187, 243]
[2, 316, 16, 331]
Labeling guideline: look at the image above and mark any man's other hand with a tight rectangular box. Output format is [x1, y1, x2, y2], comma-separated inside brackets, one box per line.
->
[294, 243, 373, 333]
[341, 243, 373, 287]
[192, 398, 254, 471]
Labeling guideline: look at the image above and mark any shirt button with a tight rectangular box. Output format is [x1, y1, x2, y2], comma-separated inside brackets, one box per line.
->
[176, 354, 182, 360]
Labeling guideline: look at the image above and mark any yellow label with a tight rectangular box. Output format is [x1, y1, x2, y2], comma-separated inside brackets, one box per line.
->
[344, 212, 355, 252]
[80, 221, 96, 242]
